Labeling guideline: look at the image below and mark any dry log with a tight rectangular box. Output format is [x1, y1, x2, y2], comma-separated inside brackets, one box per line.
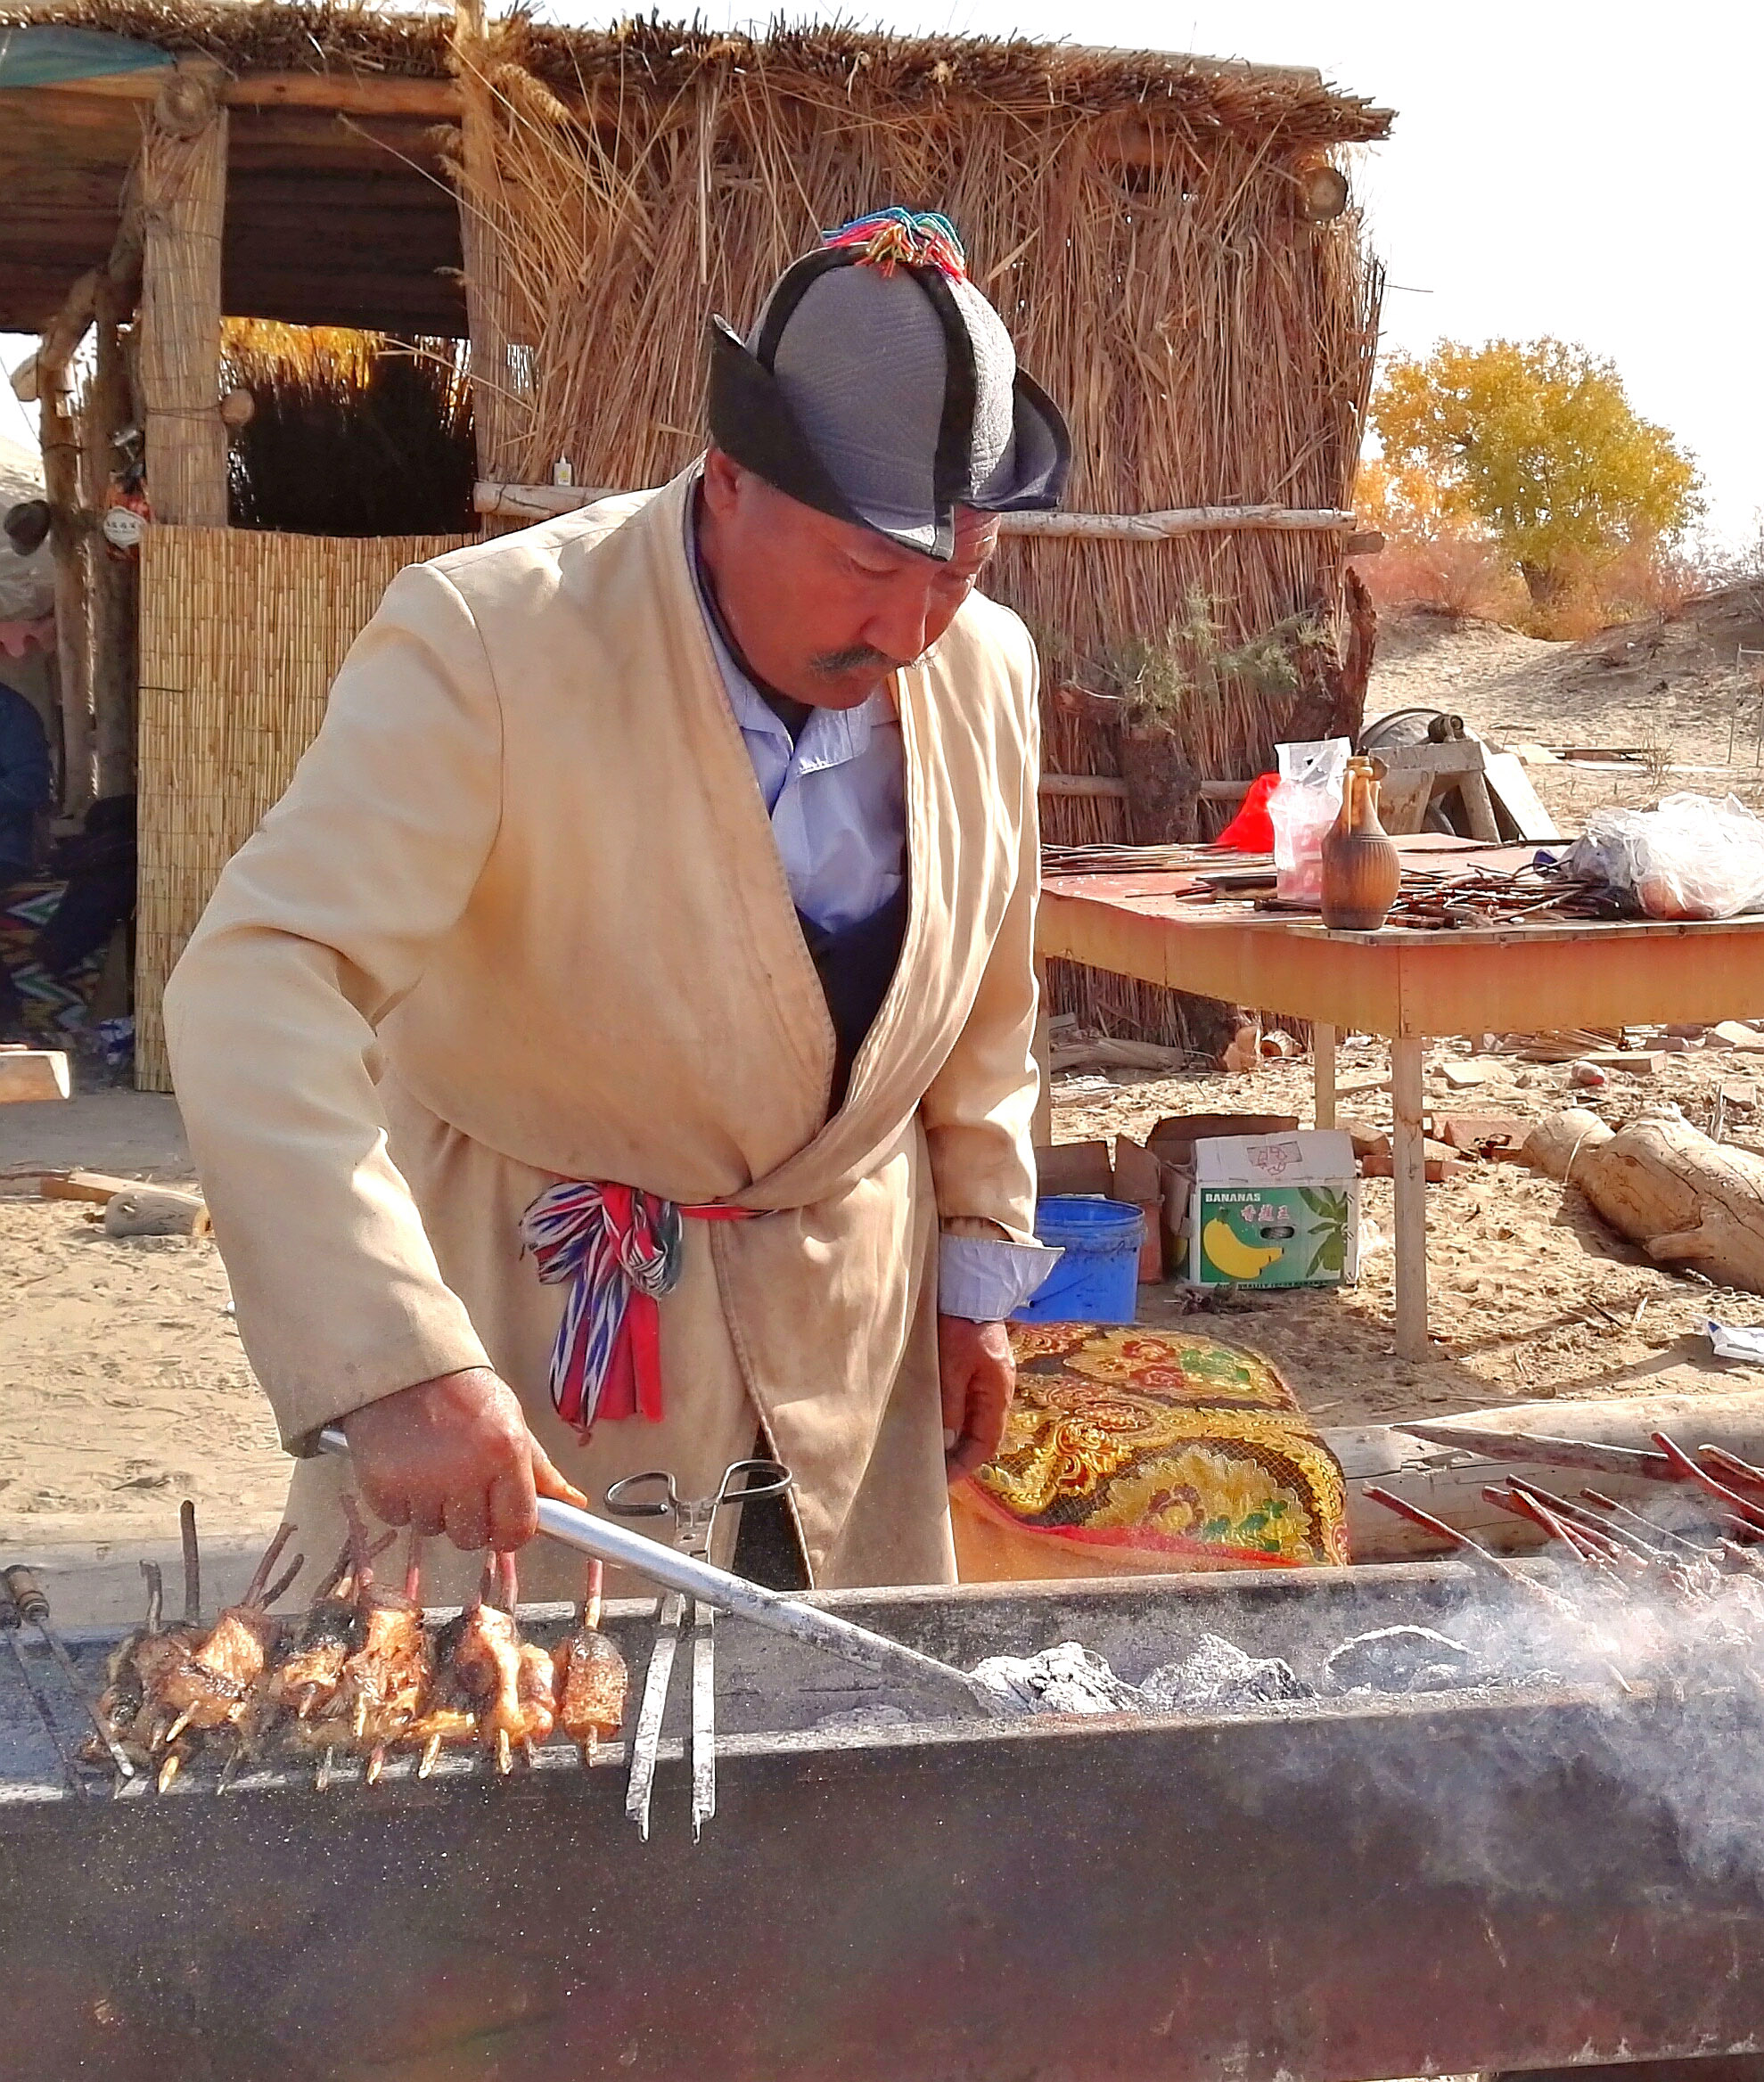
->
[0, 1051, 70, 1103]
[1521, 1108, 1613, 1183]
[102, 1185, 209, 1238]
[1570, 1115, 1764, 1291]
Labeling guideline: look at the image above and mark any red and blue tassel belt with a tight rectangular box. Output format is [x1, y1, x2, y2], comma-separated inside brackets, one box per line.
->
[520, 1180, 752, 1434]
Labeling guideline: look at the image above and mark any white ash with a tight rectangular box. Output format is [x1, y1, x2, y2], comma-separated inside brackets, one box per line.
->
[971, 1643, 1147, 1716]
[1141, 1634, 1313, 1711]
[1325, 1626, 1490, 1696]
[971, 1635, 1312, 1717]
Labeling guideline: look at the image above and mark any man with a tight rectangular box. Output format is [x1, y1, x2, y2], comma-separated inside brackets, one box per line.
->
[166, 208, 1071, 1599]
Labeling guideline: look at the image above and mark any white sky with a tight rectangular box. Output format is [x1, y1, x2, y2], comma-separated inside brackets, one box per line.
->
[5, 0, 1757, 541]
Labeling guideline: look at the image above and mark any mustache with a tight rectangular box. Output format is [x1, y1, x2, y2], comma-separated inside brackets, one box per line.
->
[809, 643, 911, 677]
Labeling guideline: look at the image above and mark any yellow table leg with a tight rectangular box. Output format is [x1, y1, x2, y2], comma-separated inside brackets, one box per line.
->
[1313, 1022, 1336, 1129]
[1391, 1036, 1429, 1360]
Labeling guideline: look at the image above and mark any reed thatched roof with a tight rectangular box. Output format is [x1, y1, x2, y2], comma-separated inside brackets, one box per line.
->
[0, 1, 1389, 332]
[4, 2, 1391, 135]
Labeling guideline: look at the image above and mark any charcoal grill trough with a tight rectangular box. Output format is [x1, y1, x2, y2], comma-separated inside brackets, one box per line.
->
[3, 1560, 1763, 2081]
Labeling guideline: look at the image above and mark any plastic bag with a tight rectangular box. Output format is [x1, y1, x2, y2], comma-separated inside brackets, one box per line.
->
[1562, 792, 1764, 921]
[1268, 738, 1350, 904]
[1213, 770, 1278, 853]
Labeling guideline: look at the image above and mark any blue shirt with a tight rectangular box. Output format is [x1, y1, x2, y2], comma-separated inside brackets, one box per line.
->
[685, 491, 1056, 1321]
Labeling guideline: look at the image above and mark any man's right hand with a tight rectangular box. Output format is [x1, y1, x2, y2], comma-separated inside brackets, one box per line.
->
[340, 1368, 588, 1553]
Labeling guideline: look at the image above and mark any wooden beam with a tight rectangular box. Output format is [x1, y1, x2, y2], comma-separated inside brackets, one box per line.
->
[0, 1050, 71, 1103]
[1003, 504, 1358, 539]
[38, 68, 462, 120]
[137, 70, 229, 528]
[473, 480, 1361, 537]
[1038, 774, 1128, 799]
[86, 275, 138, 799]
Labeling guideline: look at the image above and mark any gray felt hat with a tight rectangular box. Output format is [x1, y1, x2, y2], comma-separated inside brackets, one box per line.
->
[706, 209, 1071, 562]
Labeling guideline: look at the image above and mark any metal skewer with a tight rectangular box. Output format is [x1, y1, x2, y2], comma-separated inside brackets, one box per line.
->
[316, 1430, 998, 1717]
[0, 1574, 85, 1798]
[605, 1459, 795, 1840]
[2, 1567, 135, 1782]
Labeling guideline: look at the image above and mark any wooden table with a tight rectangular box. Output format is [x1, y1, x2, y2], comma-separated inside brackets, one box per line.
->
[1037, 864, 1764, 1359]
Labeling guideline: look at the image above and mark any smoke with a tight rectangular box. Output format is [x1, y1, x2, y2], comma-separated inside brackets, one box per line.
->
[967, 1492, 1764, 1900]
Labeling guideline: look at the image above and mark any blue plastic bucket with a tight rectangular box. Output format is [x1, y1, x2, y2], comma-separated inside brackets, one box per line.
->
[1012, 1195, 1145, 1325]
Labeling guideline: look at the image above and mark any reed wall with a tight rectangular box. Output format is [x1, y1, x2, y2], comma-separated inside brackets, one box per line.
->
[450, 25, 1385, 814]
[135, 526, 470, 1090]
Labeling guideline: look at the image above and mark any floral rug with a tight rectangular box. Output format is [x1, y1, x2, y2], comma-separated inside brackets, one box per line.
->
[951, 1322, 1349, 1581]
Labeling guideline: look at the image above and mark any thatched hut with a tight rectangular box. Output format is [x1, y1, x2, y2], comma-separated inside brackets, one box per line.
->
[0, 1, 1391, 1081]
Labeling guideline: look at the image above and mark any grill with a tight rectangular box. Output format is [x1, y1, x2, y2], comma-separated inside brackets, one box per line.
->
[3, 1561, 1762, 2082]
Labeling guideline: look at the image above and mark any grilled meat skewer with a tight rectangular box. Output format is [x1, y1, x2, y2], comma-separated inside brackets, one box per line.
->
[338, 1517, 432, 1784]
[145, 1524, 303, 1783]
[554, 1560, 628, 1764]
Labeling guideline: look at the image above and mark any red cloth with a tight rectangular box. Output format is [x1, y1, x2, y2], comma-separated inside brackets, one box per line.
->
[1213, 771, 1278, 853]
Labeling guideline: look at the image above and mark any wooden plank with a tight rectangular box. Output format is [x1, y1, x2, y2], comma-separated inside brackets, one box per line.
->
[1481, 750, 1561, 842]
[39, 1168, 150, 1202]
[1374, 767, 1433, 835]
[1377, 741, 1491, 776]
[0, 1051, 70, 1103]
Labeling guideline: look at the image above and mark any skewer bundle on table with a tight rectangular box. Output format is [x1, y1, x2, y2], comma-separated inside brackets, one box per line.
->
[1365, 1430, 1764, 1681]
[83, 1496, 627, 1792]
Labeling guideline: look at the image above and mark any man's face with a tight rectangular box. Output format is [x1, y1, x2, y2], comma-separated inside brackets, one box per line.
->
[695, 447, 1001, 709]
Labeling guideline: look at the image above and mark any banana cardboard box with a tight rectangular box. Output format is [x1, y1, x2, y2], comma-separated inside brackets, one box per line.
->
[1184, 1129, 1358, 1289]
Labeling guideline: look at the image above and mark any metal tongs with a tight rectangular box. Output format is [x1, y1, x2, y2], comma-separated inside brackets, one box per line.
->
[316, 1429, 997, 1723]
[606, 1460, 792, 1840]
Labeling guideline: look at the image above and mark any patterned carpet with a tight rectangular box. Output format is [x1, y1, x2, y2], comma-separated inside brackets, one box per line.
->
[951, 1321, 1349, 1580]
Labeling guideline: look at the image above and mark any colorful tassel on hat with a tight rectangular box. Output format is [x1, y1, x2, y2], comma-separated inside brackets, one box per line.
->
[821, 208, 968, 282]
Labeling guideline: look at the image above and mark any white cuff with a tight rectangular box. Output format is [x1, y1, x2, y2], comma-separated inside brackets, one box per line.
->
[937, 1234, 1063, 1322]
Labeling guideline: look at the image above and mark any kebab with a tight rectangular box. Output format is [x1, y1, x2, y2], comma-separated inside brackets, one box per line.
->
[144, 1523, 304, 1788]
[335, 1510, 432, 1784]
[553, 1560, 628, 1764]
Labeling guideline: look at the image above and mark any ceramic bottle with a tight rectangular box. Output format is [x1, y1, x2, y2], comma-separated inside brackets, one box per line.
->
[1320, 756, 1401, 930]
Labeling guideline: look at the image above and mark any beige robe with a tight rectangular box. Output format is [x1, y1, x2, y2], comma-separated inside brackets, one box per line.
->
[163, 466, 1041, 1601]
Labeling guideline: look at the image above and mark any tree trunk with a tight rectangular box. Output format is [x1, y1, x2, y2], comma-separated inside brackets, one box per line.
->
[1117, 723, 1198, 843]
[1530, 1110, 1764, 1292]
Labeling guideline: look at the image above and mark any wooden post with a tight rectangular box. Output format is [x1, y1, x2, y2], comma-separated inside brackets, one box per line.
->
[451, 0, 521, 512]
[35, 270, 97, 816]
[1391, 1036, 1428, 1361]
[1032, 956, 1053, 1148]
[1313, 1022, 1336, 1128]
[137, 66, 229, 529]
[85, 276, 139, 799]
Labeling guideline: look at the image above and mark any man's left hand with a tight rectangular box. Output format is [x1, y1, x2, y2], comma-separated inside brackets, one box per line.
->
[938, 1315, 1015, 1482]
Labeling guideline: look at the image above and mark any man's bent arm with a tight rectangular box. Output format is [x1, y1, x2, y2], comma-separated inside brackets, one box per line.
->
[163, 561, 502, 1450]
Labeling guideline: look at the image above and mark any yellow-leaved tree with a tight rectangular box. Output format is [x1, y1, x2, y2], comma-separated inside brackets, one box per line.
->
[1371, 340, 1702, 609]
